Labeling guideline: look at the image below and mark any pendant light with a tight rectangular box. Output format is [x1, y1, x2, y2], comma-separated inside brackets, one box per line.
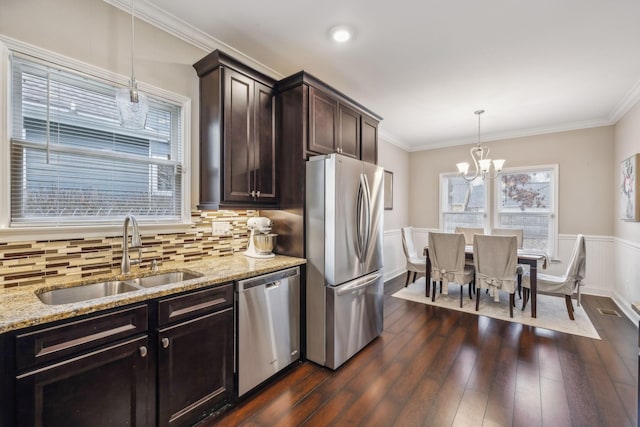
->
[456, 110, 505, 181]
[116, 0, 148, 129]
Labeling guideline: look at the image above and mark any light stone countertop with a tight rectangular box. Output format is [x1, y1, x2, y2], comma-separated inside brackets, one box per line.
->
[0, 254, 306, 334]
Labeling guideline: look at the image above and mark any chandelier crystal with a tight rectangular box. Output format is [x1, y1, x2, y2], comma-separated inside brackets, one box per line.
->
[456, 110, 504, 181]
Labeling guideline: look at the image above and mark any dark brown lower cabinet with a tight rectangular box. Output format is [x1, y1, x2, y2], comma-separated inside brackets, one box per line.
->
[157, 307, 234, 427]
[15, 335, 151, 427]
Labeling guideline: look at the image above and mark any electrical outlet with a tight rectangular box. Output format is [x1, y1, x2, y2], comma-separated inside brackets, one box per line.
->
[211, 221, 232, 236]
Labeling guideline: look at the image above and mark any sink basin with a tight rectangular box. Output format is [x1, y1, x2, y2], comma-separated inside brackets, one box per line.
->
[37, 271, 204, 305]
[127, 271, 202, 288]
[38, 281, 139, 305]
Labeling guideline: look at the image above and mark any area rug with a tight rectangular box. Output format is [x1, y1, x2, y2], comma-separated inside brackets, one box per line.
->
[392, 278, 600, 340]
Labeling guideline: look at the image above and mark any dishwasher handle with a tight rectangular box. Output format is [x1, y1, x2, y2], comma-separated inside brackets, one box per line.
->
[237, 267, 300, 291]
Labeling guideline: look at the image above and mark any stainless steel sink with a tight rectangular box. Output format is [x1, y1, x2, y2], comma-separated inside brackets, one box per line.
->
[37, 271, 203, 305]
[126, 271, 202, 288]
[37, 281, 140, 305]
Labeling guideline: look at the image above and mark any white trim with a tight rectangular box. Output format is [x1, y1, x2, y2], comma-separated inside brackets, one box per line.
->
[438, 171, 489, 232]
[612, 289, 640, 326]
[102, 0, 284, 80]
[383, 229, 407, 282]
[378, 128, 412, 152]
[0, 37, 192, 229]
[609, 77, 640, 124]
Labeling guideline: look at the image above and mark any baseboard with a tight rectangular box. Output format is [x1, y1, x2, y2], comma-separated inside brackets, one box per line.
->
[612, 289, 640, 326]
[384, 267, 406, 283]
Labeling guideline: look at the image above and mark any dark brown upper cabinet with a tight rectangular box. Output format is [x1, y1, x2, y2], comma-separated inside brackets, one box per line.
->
[277, 71, 381, 164]
[194, 50, 277, 210]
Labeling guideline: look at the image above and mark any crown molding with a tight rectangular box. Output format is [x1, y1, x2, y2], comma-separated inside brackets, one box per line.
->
[102, 0, 284, 79]
[609, 77, 640, 124]
[378, 128, 412, 151]
[407, 118, 613, 152]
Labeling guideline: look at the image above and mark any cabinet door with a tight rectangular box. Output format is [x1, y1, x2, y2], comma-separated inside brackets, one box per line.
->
[157, 307, 233, 427]
[223, 69, 254, 202]
[361, 116, 379, 164]
[16, 336, 151, 427]
[253, 81, 277, 203]
[308, 87, 338, 155]
[338, 103, 361, 159]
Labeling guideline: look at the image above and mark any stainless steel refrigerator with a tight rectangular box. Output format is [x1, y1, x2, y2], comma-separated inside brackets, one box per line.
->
[306, 153, 384, 369]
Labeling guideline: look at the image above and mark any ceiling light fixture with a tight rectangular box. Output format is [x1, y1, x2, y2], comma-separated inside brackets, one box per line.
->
[456, 110, 505, 181]
[330, 25, 353, 43]
[116, 0, 148, 130]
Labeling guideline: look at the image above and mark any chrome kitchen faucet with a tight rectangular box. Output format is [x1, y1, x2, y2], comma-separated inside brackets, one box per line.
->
[121, 214, 143, 274]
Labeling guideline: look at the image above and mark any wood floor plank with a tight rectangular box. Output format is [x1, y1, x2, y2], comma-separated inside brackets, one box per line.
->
[200, 277, 637, 427]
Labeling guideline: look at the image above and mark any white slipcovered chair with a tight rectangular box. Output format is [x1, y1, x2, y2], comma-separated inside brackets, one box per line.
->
[492, 227, 525, 297]
[428, 232, 475, 307]
[401, 227, 426, 286]
[454, 227, 484, 245]
[522, 234, 586, 320]
[473, 234, 519, 318]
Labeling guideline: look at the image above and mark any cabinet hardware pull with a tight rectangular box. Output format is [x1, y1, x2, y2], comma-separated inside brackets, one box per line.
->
[256, 191, 261, 198]
[251, 190, 256, 198]
[139, 346, 148, 357]
[162, 338, 170, 348]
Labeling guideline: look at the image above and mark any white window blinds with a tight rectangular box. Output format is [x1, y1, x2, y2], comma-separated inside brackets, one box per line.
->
[10, 56, 183, 226]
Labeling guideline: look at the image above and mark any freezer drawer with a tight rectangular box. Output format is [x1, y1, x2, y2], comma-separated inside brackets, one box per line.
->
[237, 267, 300, 396]
[326, 271, 384, 369]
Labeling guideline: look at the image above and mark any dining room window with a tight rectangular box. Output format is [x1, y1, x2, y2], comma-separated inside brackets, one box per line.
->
[7, 53, 187, 228]
[495, 165, 558, 255]
[440, 173, 488, 233]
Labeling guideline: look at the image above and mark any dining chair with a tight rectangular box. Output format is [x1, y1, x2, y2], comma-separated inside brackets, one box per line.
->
[454, 227, 484, 245]
[401, 227, 427, 286]
[522, 234, 586, 320]
[473, 234, 519, 317]
[428, 232, 475, 307]
[492, 227, 525, 297]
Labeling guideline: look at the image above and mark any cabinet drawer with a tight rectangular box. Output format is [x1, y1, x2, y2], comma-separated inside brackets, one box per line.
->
[16, 305, 147, 372]
[157, 284, 233, 326]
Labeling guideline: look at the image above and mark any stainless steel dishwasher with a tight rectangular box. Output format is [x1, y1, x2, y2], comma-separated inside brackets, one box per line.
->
[236, 267, 300, 396]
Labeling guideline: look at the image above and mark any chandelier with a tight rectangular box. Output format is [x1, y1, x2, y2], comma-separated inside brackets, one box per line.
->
[116, 0, 149, 130]
[456, 110, 505, 181]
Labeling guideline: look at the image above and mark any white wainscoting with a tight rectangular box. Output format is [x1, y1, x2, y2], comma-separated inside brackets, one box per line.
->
[613, 237, 640, 324]
[383, 229, 406, 282]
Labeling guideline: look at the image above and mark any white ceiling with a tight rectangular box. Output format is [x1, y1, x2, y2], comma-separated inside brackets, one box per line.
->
[119, 0, 640, 151]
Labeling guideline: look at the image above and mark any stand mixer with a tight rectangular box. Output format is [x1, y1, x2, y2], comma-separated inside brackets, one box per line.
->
[244, 217, 277, 258]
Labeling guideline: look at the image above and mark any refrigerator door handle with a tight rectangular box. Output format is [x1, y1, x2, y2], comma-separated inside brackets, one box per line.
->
[336, 272, 383, 296]
[362, 173, 372, 257]
[355, 174, 367, 261]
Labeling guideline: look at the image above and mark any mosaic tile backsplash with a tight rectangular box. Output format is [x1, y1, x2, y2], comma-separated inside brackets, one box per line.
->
[0, 210, 256, 289]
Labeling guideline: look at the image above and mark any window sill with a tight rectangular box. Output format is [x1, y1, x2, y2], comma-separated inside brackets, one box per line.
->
[0, 223, 194, 243]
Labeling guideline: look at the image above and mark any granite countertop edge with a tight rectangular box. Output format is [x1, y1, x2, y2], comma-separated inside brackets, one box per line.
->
[0, 254, 306, 334]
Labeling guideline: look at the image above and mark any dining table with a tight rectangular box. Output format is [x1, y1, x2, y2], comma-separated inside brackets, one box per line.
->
[423, 246, 548, 318]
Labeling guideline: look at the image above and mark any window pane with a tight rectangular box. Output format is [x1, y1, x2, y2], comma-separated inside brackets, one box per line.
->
[442, 175, 485, 233]
[10, 55, 183, 225]
[499, 171, 551, 212]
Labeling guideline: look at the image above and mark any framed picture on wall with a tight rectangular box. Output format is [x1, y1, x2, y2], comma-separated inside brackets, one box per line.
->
[384, 170, 393, 210]
[621, 154, 640, 221]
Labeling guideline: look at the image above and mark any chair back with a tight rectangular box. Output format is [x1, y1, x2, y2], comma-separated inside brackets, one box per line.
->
[454, 227, 484, 245]
[428, 232, 466, 274]
[473, 234, 518, 295]
[401, 227, 418, 259]
[565, 234, 586, 282]
[492, 228, 524, 248]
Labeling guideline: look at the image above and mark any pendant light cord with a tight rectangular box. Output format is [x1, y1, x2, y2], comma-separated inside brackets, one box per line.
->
[130, 0, 136, 83]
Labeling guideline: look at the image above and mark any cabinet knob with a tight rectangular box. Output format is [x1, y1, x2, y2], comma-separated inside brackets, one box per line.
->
[139, 346, 148, 358]
[251, 190, 256, 198]
[162, 338, 170, 348]
[256, 191, 261, 198]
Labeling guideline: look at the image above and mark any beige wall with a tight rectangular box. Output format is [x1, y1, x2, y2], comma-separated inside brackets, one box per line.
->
[614, 101, 640, 242]
[378, 138, 410, 231]
[0, 0, 208, 207]
[409, 126, 615, 236]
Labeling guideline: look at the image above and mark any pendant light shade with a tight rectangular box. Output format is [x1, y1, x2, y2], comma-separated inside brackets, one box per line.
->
[456, 110, 505, 181]
[117, 0, 148, 129]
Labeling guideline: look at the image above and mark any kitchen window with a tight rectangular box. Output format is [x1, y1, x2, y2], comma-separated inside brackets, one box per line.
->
[6, 52, 188, 228]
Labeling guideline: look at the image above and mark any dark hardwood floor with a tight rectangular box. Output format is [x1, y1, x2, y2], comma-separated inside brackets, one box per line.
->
[203, 276, 638, 427]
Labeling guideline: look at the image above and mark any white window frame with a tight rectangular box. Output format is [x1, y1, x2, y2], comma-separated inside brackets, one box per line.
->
[493, 164, 559, 257]
[0, 36, 192, 241]
[439, 172, 490, 233]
